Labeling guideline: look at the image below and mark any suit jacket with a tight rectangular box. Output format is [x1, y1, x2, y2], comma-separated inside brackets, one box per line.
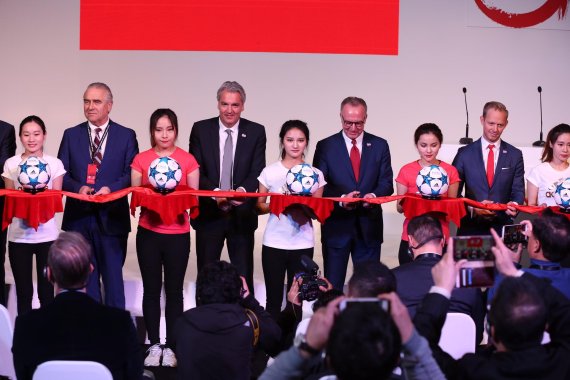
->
[189, 117, 266, 232]
[57, 121, 138, 235]
[12, 291, 142, 380]
[452, 138, 524, 225]
[313, 131, 393, 247]
[0, 120, 16, 189]
[392, 255, 485, 343]
[414, 274, 570, 380]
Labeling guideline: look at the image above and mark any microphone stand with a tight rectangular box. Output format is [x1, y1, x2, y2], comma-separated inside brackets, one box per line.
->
[459, 87, 473, 144]
[533, 86, 545, 147]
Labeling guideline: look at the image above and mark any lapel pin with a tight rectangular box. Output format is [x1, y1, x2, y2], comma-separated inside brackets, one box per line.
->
[241, 133, 247, 138]
[366, 143, 371, 147]
[502, 150, 507, 154]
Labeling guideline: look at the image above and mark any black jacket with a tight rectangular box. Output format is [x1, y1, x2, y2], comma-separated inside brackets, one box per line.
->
[174, 295, 281, 380]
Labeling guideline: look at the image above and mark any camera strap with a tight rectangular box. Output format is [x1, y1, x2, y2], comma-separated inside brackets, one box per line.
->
[245, 308, 260, 346]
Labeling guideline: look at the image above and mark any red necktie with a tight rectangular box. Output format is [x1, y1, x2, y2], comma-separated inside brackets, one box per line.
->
[350, 139, 360, 181]
[93, 128, 104, 167]
[486, 144, 495, 186]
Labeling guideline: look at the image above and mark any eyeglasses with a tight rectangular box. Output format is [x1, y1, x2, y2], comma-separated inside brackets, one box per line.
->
[342, 118, 365, 128]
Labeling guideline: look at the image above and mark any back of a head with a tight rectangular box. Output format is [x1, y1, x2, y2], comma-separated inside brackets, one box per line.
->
[196, 261, 242, 306]
[407, 214, 444, 251]
[328, 303, 401, 380]
[489, 276, 546, 350]
[47, 231, 92, 290]
[531, 208, 570, 263]
[348, 261, 396, 297]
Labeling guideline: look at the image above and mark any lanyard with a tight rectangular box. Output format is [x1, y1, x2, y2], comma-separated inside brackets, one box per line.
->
[87, 124, 110, 162]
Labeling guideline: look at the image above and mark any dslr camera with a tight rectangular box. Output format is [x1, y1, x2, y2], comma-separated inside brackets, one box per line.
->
[296, 255, 327, 302]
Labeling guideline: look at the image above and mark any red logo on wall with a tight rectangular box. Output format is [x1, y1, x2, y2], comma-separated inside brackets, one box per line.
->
[475, 0, 568, 28]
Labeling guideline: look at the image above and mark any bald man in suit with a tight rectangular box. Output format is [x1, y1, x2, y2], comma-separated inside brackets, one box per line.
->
[313, 96, 393, 290]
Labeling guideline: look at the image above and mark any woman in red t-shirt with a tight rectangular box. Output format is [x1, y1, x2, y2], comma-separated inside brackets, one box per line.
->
[131, 109, 199, 368]
[395, 123, 459, 265]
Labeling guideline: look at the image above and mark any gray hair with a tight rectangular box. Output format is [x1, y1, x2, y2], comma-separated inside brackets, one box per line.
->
[86, 82, 113, 102]
[216, 81, 246, 103]
[48, 231, 92, 289]
[340, 96, 367, 114]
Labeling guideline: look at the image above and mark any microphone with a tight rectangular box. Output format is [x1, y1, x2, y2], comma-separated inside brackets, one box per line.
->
[532, 86, 545, 147]
[459, 87, 473, 144]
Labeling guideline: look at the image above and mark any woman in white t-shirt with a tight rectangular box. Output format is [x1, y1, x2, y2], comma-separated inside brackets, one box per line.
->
[1, 116, 66, 315]
[527, 123, 570, 207]
[257, 120, 326, 319]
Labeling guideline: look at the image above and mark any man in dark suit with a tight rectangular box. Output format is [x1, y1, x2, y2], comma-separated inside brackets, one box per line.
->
[58, 82, 138, 308]
[414, 228, 570, 380]
[189, 81, 266, 292]
[392, 214, 485, 343]
[313, 97, 393, 290]
[11, 231, 142, 380]
[0, 120, 16, 306]
[452, 101, 524, 235]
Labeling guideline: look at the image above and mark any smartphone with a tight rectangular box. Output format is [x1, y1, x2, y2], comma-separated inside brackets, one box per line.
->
[502, 224, 527, 245]
[456, 261, 495, 288]
[339, 298, 390, 313]
[452, 235, 495, 261]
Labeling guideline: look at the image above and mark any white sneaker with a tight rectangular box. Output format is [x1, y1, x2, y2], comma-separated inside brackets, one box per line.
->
[162, 347, 177, 367]
[144, 344, 162, 367]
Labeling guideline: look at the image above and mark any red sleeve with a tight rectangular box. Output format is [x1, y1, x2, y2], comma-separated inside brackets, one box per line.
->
[395, 162, 420, 188]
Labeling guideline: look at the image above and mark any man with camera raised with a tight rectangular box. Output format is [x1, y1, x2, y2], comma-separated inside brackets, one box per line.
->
[488, 209, 570, 302]
[415, 229, 570, 380]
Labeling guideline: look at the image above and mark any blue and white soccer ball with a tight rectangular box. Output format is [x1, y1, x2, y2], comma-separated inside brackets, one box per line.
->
[18, 156, 51, 192]
[416, 165, 449, 199]
[148, 156, 182, 192]
[553, 177, 570, 211]
[286, 163, 319, 196]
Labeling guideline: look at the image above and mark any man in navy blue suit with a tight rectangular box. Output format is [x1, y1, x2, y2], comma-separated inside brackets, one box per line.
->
[452, 101, 524, 235]
[0, 119, 16, 306]
[58, 82, 138, 308]
[313, 97, 393, 290]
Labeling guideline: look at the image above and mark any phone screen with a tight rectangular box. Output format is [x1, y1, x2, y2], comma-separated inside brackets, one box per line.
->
[502, 224, 527, 245]
[456, 262, 495, 288]
[339, 298, 390, 313]
[452, 235, 495, 261]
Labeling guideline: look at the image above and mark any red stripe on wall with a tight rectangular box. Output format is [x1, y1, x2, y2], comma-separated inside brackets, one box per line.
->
[80, 0, 399, 55]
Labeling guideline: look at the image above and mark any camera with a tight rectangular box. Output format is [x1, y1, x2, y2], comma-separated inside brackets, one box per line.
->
[296, 255, 327, 302]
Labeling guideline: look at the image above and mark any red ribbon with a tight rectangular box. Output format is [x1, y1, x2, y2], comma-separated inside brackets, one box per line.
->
[0, 188, 559, 231]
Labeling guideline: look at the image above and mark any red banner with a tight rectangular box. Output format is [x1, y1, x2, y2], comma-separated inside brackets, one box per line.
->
[80, 0, 399, 55]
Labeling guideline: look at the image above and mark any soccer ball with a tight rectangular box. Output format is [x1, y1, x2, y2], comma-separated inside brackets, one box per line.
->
[416, 165, 449, 199]
[148, 156, 182, 193]
[553, 177, 570, 210]
[18, 156, 51, 193]
[286, 163, 319, 196]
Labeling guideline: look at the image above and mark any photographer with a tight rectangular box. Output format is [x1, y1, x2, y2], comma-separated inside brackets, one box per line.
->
[260, 294, 445, 380]
[174, 261, 281, 380]
[488, 209, 570, 302]
[414, 230, 570, 379]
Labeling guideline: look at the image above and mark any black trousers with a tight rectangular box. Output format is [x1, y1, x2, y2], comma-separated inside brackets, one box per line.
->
[195, 220, 255, 294]
[136, 226, 190, 347]
[261, 245, 314, 320]
[8, 241, 54, 315]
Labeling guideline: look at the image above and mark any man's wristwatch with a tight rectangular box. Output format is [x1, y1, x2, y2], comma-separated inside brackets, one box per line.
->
[294, 333, 321, 356]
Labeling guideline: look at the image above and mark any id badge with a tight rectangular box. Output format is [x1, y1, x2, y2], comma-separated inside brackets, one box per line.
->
[86, 164, 98, 185]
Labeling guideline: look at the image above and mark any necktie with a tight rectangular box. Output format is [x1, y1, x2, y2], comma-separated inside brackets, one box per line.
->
[220, 129, 233, 190]
[350, 139, 360, 182]
[93, 127, 103, 167]
[486, 144, 495, 187]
